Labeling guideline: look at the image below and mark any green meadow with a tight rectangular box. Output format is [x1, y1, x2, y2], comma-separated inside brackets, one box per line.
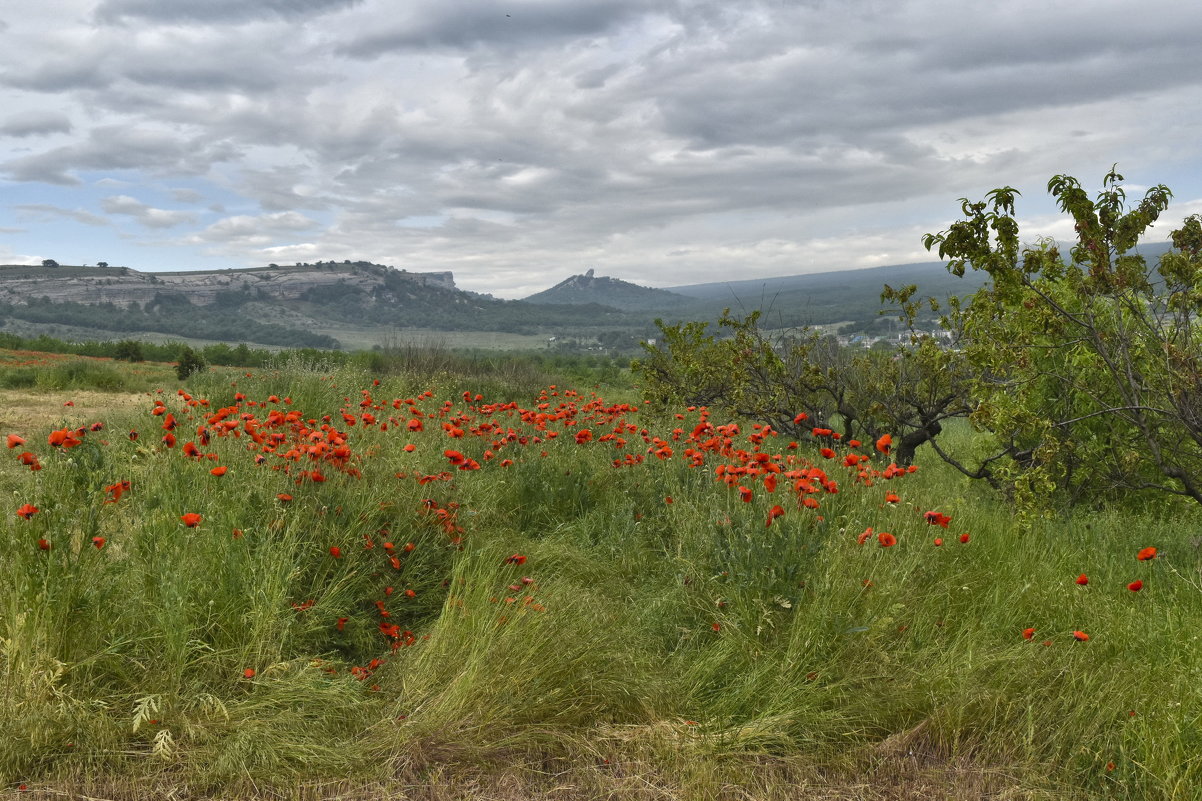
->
[0, 352, 1198, 800]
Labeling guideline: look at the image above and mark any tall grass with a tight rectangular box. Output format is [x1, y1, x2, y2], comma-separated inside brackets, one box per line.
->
[0, 364, 1197, 799]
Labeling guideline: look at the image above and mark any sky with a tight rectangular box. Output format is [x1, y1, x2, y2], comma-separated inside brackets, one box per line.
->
[2, 0, 1201, 299]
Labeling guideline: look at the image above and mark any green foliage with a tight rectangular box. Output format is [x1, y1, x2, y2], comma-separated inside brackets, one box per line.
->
[113, 339, 145, 362]
[175, 346, 206, 381]
[922, 168, 1202, 510]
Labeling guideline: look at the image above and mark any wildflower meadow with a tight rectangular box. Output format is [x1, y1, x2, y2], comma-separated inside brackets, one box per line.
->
[1, 353, 1199, 800]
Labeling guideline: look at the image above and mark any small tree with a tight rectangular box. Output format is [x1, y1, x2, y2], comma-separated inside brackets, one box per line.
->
[41, 259, 59, 268]
[175, 346, 206, 381]
[921, 167, 1202, 509]
[113, 339, 145, 363]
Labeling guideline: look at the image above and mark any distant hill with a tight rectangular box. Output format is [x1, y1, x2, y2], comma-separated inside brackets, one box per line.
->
[0, 261, 641, 349]
[523, 269, 693, 311]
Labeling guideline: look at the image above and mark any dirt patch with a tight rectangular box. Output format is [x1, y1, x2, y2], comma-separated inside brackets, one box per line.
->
[0, 389, 148, 435]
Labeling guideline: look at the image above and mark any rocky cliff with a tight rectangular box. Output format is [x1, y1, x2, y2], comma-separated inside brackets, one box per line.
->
[0, 262, 456, 309]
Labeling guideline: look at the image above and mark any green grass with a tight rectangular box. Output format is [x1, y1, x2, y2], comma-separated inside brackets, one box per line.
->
[0, 361, 1198, 799]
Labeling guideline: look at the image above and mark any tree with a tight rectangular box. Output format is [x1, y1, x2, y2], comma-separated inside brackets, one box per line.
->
[175, 346, 206, 381]
[113, 339, 145, 362]
[41, 259, 59, 268]
[920, 167, 1202, 509]
[97, 261, 109, 268]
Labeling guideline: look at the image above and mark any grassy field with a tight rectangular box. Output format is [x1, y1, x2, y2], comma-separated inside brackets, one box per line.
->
[0, 350, 1198, 800]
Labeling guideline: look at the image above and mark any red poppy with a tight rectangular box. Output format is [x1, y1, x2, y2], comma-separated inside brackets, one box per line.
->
[243, 668, 256, 678]
[1136, 547, 1157, 561]
[1022, 627, 1035, 640]
[877, 532, 897, 547]
[737, 486, 753, 503]
[37, 538, 51, 550]
[933, 538, 943, 546]
[959, 533, 970, 544]
[15, 503, 38, 520]
[1073, 630, 1090, 642]
[875, 433, 892, 454]
[277, 493, 293, 502]
[180, 513, 202, 527]
[6, 434, 25, 448]
[857, 527, 874, 545]
[336, 617, 348, 631]
[505, 554, 527, 565]
[1075, 574, 1089, 586]
[210, 466, 227, 477]
[766, 505, 785, 527]
[92, 536, 105, 549]
[884, 493, 900, 503]
[329, 546, 342, 559]
[924, 511, 951, 528]
[1127, 580, 1143, 592]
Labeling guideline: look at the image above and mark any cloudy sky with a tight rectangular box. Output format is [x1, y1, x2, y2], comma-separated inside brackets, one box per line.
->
[2, 0, 1200, 298]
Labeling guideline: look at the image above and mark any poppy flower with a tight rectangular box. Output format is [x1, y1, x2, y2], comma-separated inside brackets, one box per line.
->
[16, 451, 36, 465]
[1073, 630, 1090, 642]
[210, 466, 227, 477]
[37, 538, 51, 550]
[857, 527, 874, 545]
[737, 486, 753, 503]
[277, 493, 293, 502]
[884, 493, 900, 504]
[1136, 547, 1157, 561]
[129, 430, 139, 441]
[180, 513, 203, 527]
[766, 505, 785, 527]
[329, 546, 342, 559]
[924, 511, 951, 528]
[336, 617, 348, 631]
[6, 434, 25, 448]
[505, 554, 527, 565]
[1022, 627, 1035, 640]
[959, 533, 970, 544]
[1127, 580, 1143, 592]
[243, 668, 256, 679]
[92, 536, 105, 549]
[875, 433, 892, 454]
[1075, 574, 1089, 586]
[877, 532, 897, 547]
[933, 538, 943, 546]
[16, 503, 38, 520]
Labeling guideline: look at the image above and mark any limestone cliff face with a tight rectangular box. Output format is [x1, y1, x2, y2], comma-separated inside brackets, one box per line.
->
[0, 263, 456, 308]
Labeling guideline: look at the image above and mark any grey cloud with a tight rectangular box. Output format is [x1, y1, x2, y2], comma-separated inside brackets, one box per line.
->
[0, 111, 73, 137]
[192, 212, 321, 244]
[95, 0, 364, 25]
[2, 126, 240, 184]
[340, 0, 661, 57]
[101, 194, 197, 228]
[170, 188, 204, 203]
[15, 203, 109, 227]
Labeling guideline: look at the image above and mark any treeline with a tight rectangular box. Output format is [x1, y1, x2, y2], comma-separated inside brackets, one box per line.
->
[0, 296, 339, 349]
[0, 332, 282, 368]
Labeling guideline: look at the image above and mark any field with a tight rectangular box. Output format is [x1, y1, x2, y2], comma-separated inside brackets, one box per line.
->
[1, 351, 1199, 800]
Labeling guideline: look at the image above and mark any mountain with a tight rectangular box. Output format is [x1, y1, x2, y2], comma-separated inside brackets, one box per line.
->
[522, 269, 693, 311]
[0, 261, 642, 349]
